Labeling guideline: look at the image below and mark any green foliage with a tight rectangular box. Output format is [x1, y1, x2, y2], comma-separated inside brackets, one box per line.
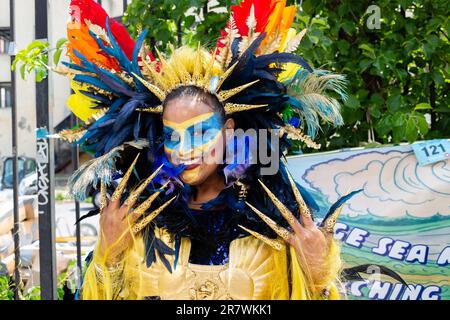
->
[15, 0, 449, 149]
[0, 275, 14, 300]
[12, 38, 67, 82]
[294, 0, 449, 150]
[123, 0, 235, 50]
[55, 192, 68, 201]
[0, 260, 77, 300]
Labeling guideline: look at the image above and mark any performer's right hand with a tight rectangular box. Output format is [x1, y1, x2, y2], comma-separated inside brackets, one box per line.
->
[97, 157, 173, 266]
[98, 193, 135, 266]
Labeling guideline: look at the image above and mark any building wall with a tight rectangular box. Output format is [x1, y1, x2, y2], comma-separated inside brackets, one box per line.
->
[0, 55, 10, 82]
[0, 0, 9, 27]
[0, 0, 126, 161]
[0, 0, 36, 160]
[101, 0, 125, 18]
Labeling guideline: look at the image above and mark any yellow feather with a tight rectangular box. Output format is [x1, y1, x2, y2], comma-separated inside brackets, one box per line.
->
[67, 81, 100, 122]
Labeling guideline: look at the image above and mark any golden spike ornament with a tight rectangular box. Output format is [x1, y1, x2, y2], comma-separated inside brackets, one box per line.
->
[132, 181, 170, 219]
[215, 61, 238, 92]
[224, 103, 268, 114]
[100, 180, 108, 212]
[258, 179, 297, 228]
[217, 80, 260, 101]
[133, 72, 167, 102]
[137, 106, 163, 114]
[321, 205, 344, 234]
[280, 125, 321, 149]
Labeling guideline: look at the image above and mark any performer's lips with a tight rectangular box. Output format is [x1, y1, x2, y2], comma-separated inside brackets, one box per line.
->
[185, 163, 201, 171]
[181, 158, 201, 171]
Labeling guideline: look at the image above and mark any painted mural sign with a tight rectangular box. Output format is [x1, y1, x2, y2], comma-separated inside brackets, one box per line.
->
[287, 141, 450, 300]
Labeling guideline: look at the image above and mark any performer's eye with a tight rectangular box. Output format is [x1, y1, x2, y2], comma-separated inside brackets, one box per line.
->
[163, 128, 180, 143]
[169, 131, 181, 142]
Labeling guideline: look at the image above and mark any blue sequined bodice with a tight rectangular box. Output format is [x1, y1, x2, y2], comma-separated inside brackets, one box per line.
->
[188, 208, 240, 265]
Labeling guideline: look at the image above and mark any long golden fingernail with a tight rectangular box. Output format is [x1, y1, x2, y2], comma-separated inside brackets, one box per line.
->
[132, 181, 170, 218]
[238, 225, 283, 251]
[285, 169, 312, 219]
[123, 164, 164, 208]
[100, 180, 107, 212]
[321, 205, 344, 234]
[111, 154, 140, 202]
[246, 202, 291, 241]
[258, 179, 297, 228]
[132, 196, 176, 234]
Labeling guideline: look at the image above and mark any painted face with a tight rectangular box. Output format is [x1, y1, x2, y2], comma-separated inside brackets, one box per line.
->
[163, 112, 223, 160]
[163, 102, 226, 186]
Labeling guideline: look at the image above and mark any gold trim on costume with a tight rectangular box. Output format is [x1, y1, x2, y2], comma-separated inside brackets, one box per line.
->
[224, 103, 268, 114]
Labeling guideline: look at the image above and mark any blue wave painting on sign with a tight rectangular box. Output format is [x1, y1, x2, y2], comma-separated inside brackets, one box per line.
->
[287, 142, 450, 300]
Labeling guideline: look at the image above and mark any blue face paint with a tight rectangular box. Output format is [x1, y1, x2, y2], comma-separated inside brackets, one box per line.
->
[163, 112, 223, 156]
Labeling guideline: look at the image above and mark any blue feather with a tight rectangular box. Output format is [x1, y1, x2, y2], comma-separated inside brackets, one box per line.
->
[113, 98, 143, 131]
[62, 61, 90, 73]
[73, 74, 114, 93]
[131, 29, 149, 93]
[105, 17, 132, 71]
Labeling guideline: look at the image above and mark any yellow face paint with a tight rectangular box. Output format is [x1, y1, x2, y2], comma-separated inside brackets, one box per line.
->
[163, 112, 215, 131]
[163, 112, 224, 159]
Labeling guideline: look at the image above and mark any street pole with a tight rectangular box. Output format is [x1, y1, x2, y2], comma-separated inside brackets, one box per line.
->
[70, 114, 82, 279]
[9, 0, 21, 300]
[35, 0, 57, 300]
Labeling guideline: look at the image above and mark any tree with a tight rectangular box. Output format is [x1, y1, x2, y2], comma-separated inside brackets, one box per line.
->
[123, 0, 235, 50]
[294, 0, 449, 150]
[14, 0, 449, 152]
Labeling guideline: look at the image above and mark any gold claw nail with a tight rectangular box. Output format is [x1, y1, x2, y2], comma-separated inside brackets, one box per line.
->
[285, 169, 312, 219]
[321, 205, 344, 234]
[111, 154, 140, 203]
[246, 202, 291, 241]
[238, 225, 283, 251]
[132, 196, 176, 234]
[123, 164, 164, 208]
[100, 180, 107, 212]
[258, 179, 297, 228]
[132, 181, 170, 219]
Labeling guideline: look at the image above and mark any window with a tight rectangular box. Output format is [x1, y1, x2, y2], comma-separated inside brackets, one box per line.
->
[1, 158, 36, 189]
[0, 83, 12, 109]
[0, 38, 11, 54]
[0, 28, 11, 55]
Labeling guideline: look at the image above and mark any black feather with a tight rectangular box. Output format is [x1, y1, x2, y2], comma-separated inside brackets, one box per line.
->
[255, 52, 313, 72]
[75, 208, 100, 225]
[342, 264, 408, 286]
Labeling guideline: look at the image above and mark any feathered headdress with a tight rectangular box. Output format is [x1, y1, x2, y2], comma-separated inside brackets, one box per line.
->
[59, 0, 347, 195]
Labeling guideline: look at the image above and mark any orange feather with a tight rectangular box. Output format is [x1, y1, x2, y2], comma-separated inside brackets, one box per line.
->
[66, 23, 120, 71]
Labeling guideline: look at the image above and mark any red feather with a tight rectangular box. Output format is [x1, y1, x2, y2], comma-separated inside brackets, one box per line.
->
[231, 0, 276, 36]
[69, 0, 135, 60]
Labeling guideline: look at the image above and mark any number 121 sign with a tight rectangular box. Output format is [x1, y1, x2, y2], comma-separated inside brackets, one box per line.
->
[412, 139, 450, 167]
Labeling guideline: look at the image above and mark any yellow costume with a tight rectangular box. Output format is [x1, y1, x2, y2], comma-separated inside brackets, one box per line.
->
[80, 228, 342, 300]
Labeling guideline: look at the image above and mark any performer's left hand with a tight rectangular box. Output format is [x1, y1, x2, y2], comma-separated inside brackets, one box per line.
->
[285, 212, 330, 283]
[244, 178, 335, 285]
